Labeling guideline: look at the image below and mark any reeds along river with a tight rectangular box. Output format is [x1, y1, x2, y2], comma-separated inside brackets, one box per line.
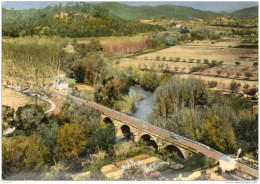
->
[129, 86, 155, 122]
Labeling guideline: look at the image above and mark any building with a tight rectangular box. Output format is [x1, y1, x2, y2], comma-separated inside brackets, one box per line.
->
[53, 80, 69, 90]
[219, 155, 236, 172]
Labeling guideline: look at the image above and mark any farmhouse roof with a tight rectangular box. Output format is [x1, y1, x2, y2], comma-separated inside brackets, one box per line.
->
[220, 155, 233, 162]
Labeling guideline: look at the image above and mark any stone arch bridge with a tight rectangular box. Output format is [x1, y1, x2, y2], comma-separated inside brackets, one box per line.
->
[48, 90, 224, 161]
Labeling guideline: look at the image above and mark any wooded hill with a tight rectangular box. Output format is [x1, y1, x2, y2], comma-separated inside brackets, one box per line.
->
[228, 6, 258, 18]
[95, 2, 258, 20]
[2, 3, 164, 38]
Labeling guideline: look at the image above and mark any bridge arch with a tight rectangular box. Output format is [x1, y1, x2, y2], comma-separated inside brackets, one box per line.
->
[103, 117, 113, 124]
[139, 134, 158, 150]
[120, 125, 134, 140]
[164, 145, 185, 159]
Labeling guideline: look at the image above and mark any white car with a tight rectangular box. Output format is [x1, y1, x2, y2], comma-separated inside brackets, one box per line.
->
[42, 95, 48, 99]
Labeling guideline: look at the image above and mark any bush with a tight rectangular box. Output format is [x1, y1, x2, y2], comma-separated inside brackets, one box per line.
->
[156, 56, 160, 61]
[236, 72, 241, 78]
[196, 59, 201, 63]
[253, 62, 258, 67]
[230, 81, 240, 93]
[175, 57, 181, 62]
[190, 65, 206, 73]
[243, 84, 250, 89]
[208, 81, 218, 88]
[218, 61, 224, 65]
[245, 72, 252, 79]
[204, 59, 209, 64]
[162, 56, 166, 61]
[208, 60, 218, 67]
[216, 69, 222, 76]
[189, 59, 194, 63]
[235, 61, 241, 66]
[169, 57, 174, 62]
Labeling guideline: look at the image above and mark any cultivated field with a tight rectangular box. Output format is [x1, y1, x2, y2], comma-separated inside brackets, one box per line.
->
[117, 40, 258, 90]
[2, 87, 50, 111]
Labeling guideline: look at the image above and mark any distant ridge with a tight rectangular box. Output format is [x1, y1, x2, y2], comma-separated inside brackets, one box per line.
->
[95, 2, 221, 20]
[228, 6, 258, 18]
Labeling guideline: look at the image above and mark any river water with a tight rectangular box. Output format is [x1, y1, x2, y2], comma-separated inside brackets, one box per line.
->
[129, 86, 155, 121]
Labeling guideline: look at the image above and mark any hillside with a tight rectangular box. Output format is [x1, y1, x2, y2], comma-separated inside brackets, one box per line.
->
[95, 2, 221, 20]
[2, 3, 164, 38]
[228, 6, 258, 18]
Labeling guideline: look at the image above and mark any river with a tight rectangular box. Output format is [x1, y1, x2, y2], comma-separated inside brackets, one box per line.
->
[129, 86, 155, 121]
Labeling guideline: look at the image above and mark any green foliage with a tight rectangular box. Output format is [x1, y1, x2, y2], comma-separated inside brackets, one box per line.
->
[235, 61, 241, 66]
[199, 112, 237, 153]
[154, 77, 208, 116]
[141, 71, 160, 91]
[156, 56, 160, 61]
[95, 2, 221, 20]
[189, 65, 207, 73]
[95, 78, 122, 108]
[230, 81, 240, 93]
[2, 3, 164, 38]
[208, 81, 218, 88]
[2, 105, 15, 131]
[2, 134, 48, 176]
[15, 104, 46, 135]
[87, 124, 115, 154]
[234, 115, 258, 154]
[184, 153, 215, 170]
[56, 123, 86, 168]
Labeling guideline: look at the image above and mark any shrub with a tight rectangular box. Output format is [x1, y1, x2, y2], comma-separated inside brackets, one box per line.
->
[253, 62, 258, 67]
[245, 72, 252, 79]
[156, 56, 160, 61]
[113, 141, 134, 156]
[162, 56, 166, 61]
[208, 60, 218, 67]
[196, 59, 201, 63]
[189, 58, 194, 63]
[236, 72, 241, 78]
[175, 57, 181, 62]
[182, 59, 187, 62]
[230, 81, 240, 93]
[218, 61, 224, 65]
[243, 84, 250, 89]
[190, 65, 206, 73]
[235, 61, 241, 66]
[204, 59, 209, 64]
[169, 57, 174, 62]
[208, 81, 218, 88]
[174, 66, 179, 72]
[216, 70, 222, 76]
[115, 60, 120, 64]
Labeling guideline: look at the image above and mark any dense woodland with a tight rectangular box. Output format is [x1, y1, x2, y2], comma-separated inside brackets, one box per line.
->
[2, 3, 164, 38]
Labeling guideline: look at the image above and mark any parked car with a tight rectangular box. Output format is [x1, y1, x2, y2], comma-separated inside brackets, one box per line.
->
[170, 134, 179, 140]
[15, 87, 21, 92]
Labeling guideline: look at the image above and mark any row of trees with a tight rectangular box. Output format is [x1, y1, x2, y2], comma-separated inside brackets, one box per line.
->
[2, 38, 67, 92]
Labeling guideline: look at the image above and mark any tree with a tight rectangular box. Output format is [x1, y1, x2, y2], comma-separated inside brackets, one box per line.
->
[199, 112, 237, 153]
[216, 70, 222, 76]
[56, 123, 86, 167]
[95, 78, 122, 108]
[2, 134, 48, 176]
[2, 105, 15, 132]
[15, 104, 46, 135]
[244, 72, 252, 79]
[230, 81, 240, 93]
[87, 123, 115, 153]
[235, 61, 241, 67]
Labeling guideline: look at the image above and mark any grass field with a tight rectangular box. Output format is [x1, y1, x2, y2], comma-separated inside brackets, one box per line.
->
[2, 87, 50, 111]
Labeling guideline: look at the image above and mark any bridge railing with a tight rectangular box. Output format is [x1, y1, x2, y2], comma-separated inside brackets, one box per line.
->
[50, 90, 224, 156]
